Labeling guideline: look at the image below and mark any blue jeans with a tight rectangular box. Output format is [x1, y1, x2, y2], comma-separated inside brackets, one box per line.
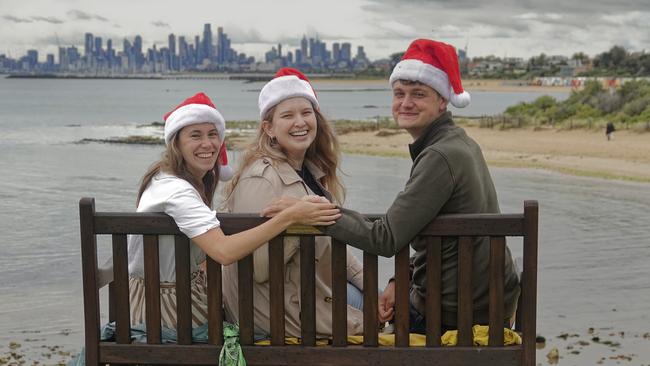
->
[409, 303, 427, 334]
[347, 282, 364, 310]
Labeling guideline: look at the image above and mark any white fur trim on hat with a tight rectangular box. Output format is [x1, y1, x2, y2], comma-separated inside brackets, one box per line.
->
[258, 75, 319, 119]
[164, 103, 225, 145]
[389, 59, 470, 108]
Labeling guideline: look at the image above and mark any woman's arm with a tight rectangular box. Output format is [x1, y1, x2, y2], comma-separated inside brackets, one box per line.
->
[191, 198, 339, 266]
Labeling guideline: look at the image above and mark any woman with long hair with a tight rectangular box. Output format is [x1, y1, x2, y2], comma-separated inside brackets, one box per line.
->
[123, 92, 340, 330]
[222, 68, 364, 338]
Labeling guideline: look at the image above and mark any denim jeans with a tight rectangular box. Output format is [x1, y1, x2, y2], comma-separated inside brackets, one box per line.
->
[346, 282, 364, 310]
[409, 303, 427, 334]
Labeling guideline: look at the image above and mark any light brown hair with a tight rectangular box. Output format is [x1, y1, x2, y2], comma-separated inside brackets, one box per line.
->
[226, 105, 345, 204]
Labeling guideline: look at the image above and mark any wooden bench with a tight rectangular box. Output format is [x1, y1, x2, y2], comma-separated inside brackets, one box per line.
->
[79, 198, 538, 366]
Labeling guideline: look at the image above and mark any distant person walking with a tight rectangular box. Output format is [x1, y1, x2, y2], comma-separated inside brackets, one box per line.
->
[606, 122, 615, 141]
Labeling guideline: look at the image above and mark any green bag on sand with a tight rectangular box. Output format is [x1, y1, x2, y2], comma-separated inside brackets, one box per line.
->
[219, 323, 246, 366]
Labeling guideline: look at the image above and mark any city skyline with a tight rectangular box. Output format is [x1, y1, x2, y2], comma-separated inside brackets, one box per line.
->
[1, 0, 649, 62]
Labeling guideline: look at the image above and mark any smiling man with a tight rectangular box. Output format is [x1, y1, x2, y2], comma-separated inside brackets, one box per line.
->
[316, 39, 521, 332]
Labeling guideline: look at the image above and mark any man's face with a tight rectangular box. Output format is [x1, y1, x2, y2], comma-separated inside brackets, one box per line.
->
[391, 80, 448, 140]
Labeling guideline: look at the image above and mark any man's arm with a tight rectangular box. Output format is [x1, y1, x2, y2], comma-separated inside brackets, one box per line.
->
[323, 149, 455, 257]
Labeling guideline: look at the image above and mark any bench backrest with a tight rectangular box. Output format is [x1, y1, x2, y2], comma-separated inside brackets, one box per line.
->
[79, 198, 538, 366]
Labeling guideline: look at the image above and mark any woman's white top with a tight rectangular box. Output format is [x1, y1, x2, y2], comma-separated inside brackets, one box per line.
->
[127, 172, 220, 282]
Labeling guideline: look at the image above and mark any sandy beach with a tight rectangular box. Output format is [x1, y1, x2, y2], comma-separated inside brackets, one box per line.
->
[231, 125, 650, 183]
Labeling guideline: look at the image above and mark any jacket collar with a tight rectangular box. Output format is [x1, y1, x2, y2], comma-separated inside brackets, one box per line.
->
[408, 111, 454, 161]
[271, 152, 326, 186]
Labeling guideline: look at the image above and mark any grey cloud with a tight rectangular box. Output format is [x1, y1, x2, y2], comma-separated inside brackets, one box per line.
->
[152, 21, 170, 28]
[67, 10, 109, 22]
[222, 27, 267, 43]
[31, 16, 64, 24]
[3, 15, 33, 23]
[224, 26, 351, 46]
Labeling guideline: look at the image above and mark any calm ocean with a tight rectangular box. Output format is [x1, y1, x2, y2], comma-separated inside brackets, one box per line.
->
[0, 78, 648, 363]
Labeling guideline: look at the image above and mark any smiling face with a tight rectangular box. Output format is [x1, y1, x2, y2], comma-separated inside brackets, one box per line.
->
[263, 97, 317, 169]
[391, 80, 448, 140]
[177, 122, 221, 180]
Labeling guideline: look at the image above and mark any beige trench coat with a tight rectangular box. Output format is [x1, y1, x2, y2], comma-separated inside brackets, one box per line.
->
[221, 156, 364, 338]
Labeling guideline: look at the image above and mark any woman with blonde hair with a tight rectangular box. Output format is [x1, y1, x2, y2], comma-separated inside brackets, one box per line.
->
[222, 68, 364, 339]
[104, 92, 340, 330]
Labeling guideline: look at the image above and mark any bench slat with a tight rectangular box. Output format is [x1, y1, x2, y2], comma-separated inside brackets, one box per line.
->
[269, 237, 285, 345]
[522, 201, 539, 366]
[143, 234, 162, 344]
[238, 254, 255, 345]
[419, 215, 524, 236]
[79, 198, 100, 366]
[108, 282, 116, 323]
[99, 343, 524, 365]
[394, 247, 410, 347]
[425, 236, 442, 347]
[206, 257, 223, 345]
[457, 236, 473, 346]
[489, 236, 505, 347]
[174, 235, 192, 345]
[112, 234, 131, 344]
[93, 213, 523, 236]
[363, 252, 378, 347]
[300, 236, 316, 346]
[331, 239, 347, 346]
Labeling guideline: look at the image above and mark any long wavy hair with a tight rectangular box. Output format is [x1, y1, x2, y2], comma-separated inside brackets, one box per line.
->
[137, 133, 220, 208]
[226, 104, 345, 204]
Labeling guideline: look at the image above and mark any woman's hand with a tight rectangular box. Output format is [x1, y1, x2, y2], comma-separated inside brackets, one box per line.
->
[261, 195, 329, 217]
[378, 280, 396, 323]
[285, 199, 341, 226]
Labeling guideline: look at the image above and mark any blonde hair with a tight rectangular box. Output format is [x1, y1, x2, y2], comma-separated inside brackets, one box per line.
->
[226, 105, 345, 203]
[137, 133, 221, 208]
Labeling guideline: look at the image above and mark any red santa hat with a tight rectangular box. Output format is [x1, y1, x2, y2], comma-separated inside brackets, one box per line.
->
[258, 67, 319, 119]
[389, 39, 470, 108]
[163, 92, 233, 181]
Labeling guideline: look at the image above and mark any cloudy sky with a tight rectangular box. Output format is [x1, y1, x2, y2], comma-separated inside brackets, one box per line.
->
[1, 0, 649, 62]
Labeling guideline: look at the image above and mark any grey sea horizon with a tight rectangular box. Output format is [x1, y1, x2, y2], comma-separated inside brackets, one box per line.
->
[0, 78, 649, 364]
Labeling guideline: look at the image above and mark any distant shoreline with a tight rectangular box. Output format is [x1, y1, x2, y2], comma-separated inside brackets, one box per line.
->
[4, 73, 574, 93]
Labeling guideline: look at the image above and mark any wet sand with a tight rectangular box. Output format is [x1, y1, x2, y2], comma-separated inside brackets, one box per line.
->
[331, 127, 650, 183]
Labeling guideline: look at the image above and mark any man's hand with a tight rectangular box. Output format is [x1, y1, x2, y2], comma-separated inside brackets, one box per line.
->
[378, 280, 396, 323]
[261, 195, 329, 217]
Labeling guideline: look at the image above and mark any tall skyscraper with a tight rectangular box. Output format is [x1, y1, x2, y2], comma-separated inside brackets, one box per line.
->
[84, 33, 93, 57]
[295, 49, 303, 64]
[217, 27, 224, 64]
[178, 36, 188, 69]
[341, 43, 352, 62]
[194, 35, 201, 62]
[168, 33, 177, 71]
[58, 47, 68, 70]
[333, 43, 340, 63]
[168, 34, 176, 56]
[301, 36, 308, 59]
[202, 23, 213, 62]
[94, 37, 103, 57]
[355, 46, 367, 61]
[133, 35, 143, 69]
